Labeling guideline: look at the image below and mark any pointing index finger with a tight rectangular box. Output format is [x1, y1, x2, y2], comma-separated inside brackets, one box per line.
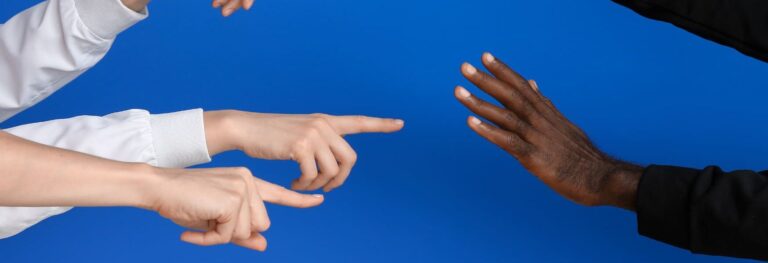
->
[327, 115, 405, 135]
[254, 178, 325, 208]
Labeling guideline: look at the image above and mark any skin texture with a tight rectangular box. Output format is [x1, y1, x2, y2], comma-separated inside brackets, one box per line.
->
[151, 167, 324, 250]
[120, 0, 253, 17]
[0, 131, 323, 251]
[204, 110, 405, 192]
[454, 52, 643, 210]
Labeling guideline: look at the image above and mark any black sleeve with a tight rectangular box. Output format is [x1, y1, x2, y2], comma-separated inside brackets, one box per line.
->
[612, 0, 768, 63]
[638, 165, 768, 260]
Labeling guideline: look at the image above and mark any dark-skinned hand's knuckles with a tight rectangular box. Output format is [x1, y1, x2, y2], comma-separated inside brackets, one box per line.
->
[502, 112, 524, 130]
[505, 135, 531, 158]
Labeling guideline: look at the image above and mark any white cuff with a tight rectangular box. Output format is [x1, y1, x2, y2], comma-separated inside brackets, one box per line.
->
[73, 0, 148, 39]
[150, 109, 212, 168]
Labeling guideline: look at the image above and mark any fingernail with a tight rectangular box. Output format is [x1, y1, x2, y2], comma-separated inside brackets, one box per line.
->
[224, 8, 233, 16]
[529, 80, 539, 92]
[463, 63, 477, 75]
[469, 116, 481, 125]
[394, 119, 405, 125]
[456, 86, 471, 98]
[483, 52, 495, 63]
[312, 194, 324, 198]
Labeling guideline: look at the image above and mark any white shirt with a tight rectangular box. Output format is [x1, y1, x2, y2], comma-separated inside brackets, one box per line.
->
[0, 0, 212, 238]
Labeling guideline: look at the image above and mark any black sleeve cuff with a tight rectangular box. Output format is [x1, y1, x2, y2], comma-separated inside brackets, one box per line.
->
[636, 165, 699, 250]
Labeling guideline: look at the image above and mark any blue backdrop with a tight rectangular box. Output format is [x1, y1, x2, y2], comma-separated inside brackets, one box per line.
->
[1, 0, 767, 262]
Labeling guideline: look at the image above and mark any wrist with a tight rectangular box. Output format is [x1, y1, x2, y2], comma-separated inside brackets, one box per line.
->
[601, 161, 643, 211]
[204, 110, 241, 156]
[121, 164, 166, 210]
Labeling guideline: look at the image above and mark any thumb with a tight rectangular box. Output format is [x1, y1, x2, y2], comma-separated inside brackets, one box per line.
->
[253, 178, 325, 208]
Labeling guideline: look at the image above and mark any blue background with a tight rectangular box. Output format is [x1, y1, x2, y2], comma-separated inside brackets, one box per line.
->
[1, 0, 768, 262]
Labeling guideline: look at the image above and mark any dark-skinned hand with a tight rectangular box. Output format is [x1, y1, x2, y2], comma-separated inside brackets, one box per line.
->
[454, 53, 643, 210]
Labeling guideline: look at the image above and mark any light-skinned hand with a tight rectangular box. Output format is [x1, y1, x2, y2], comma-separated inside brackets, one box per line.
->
[205, 111, 405, 192]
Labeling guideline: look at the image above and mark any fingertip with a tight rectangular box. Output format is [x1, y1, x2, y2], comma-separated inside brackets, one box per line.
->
[390, 119, 405, 131]
[260, 237, 268, 252]
[257, 234, 268, 251]
[468, 116, 482, 126]
[455, 85, 471, 99]
[368, 117, 405, 133]
[529, 80, 539, 92]
[234, 233, 268, 251]
[461, 62, 477, 75]
[483, 52, 495, 64]
[309, 194, 325, 206]
[180, 231, 202, 245]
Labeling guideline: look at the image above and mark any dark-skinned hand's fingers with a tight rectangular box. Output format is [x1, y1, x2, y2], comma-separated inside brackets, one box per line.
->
[461, 63, 538, 121]
[481, 53, 530, 91]
[481, 53, 557, 117]
[455, 86, 534, 139]
[466, 116, 533, 160]
[529, 80, 539, 92]
[527, 80, 589, 140]
[233, 232, 267, 251]
[463, 59, 565, 141]
[529, 80, 551, 107]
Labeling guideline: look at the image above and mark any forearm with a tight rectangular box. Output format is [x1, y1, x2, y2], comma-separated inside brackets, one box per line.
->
[0, 0, 146, 122]
[0, 131, 156, 208]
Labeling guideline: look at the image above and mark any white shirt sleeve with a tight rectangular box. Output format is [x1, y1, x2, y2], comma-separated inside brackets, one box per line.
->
[0, 0, 214, 239]
[0, 0, 146, 122]
[0, 108, 212, 239]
